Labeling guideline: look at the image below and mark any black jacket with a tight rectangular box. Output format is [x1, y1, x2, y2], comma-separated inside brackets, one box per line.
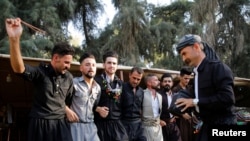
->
[196, 57, 236, 124]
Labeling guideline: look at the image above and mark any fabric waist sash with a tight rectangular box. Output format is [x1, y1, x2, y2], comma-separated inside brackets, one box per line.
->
[143, 118, 160, 126]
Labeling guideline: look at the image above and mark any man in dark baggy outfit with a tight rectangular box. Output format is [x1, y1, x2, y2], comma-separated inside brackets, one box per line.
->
[94, 51, 128, 141]
[6, 18, 75, 141]
[121, 67, 147, 141]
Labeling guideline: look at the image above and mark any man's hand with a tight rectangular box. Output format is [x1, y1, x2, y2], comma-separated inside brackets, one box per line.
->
[182, 113, 191, 120]
[65, 106, 79, 122]
[5, 18, 23, 38]
[96, 106, 109, 118]
[160, 120, 166, 127]
[175, 98, 194, 112]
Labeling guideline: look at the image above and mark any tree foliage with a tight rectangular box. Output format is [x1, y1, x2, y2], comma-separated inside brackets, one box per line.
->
[191, 0, 250, 77]
[72, 0, 103, 46]
[0, 0, 75, 58]
[1, 0, 250, 78]
[99, 0, 149, 66]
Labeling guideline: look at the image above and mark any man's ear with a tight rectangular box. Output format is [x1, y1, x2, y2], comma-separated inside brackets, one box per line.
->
[193, 43, 201, 51]
[52, 54, 60, 63]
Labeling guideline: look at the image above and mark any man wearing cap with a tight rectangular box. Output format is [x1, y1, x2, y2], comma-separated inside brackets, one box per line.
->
[174, 34, 237, 141]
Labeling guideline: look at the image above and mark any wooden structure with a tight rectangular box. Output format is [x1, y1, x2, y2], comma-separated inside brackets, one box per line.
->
[1, 54, 250, 140]
[0, 53, 181, 107]
[0, 54, 180, 141]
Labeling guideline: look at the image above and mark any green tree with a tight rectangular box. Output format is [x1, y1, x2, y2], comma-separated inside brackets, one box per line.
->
[72, 0, 103, 46]
[102, 0, 149, 66]
[0, 0, 75, 58]
[147, 1, 198, 70]
[192, 0, 250, 77]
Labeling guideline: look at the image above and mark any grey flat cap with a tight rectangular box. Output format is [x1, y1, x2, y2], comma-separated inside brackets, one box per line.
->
[176, 34, 200, 53]
[176, 34, 220, 60]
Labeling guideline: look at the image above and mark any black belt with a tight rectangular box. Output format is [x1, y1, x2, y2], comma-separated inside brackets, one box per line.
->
[78, 119, 92, 124]
[122, 119, 141, 124]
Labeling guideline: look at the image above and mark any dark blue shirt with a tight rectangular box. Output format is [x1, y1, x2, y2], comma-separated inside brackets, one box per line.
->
[121, 82, 144, 121]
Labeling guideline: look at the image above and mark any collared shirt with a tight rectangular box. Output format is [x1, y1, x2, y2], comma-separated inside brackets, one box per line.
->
[121, 82, 144, 121]
[22, 63, 74, 119]
[167, 92, 172, 107]
[193, 67, 200, 112]
[193, 67, 198, 99]
[71, 76, 101, 122]
[152, 95, 160, 118]
[167, 92, 173, 118]
[158, 89, 173, 119]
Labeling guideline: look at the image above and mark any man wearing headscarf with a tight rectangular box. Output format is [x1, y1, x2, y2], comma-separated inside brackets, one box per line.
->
[175, 34, 237, 141]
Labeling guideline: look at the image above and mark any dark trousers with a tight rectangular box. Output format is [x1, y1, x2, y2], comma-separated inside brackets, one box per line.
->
[122, 120, 146, 141]
[176, 118, 195, 141]
[162, 122, 182, 141]
[27, 118, 73, 141]
[95, 119, 129, 141]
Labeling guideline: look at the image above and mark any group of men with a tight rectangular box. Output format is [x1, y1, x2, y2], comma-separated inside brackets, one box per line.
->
[6, 17, 237, 141]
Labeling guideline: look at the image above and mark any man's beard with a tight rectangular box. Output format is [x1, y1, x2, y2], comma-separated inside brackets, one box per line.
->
[164, 85, 171, 92]
[85, 72, 95, 79]
[152, 85, 160, 90]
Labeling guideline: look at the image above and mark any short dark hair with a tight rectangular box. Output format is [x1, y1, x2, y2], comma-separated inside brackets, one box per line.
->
[160, 73, 172, 82]
[130, 66, 144, 74]
[180, 67, 192, 76]
[52, 42, 75, 57]
[79, 52, 95, 64]
[102, 51, 118, 62]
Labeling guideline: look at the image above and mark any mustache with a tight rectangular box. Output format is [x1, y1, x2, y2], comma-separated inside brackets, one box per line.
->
[184, 59, 191, 65]
[88, 70, 95, 74]
[87, 70, 95, 75]
[162, 85, 171, 91]
[86, 74, 94, 78]
[164, 85, 171, 89]
[85, 72, 95, 78]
